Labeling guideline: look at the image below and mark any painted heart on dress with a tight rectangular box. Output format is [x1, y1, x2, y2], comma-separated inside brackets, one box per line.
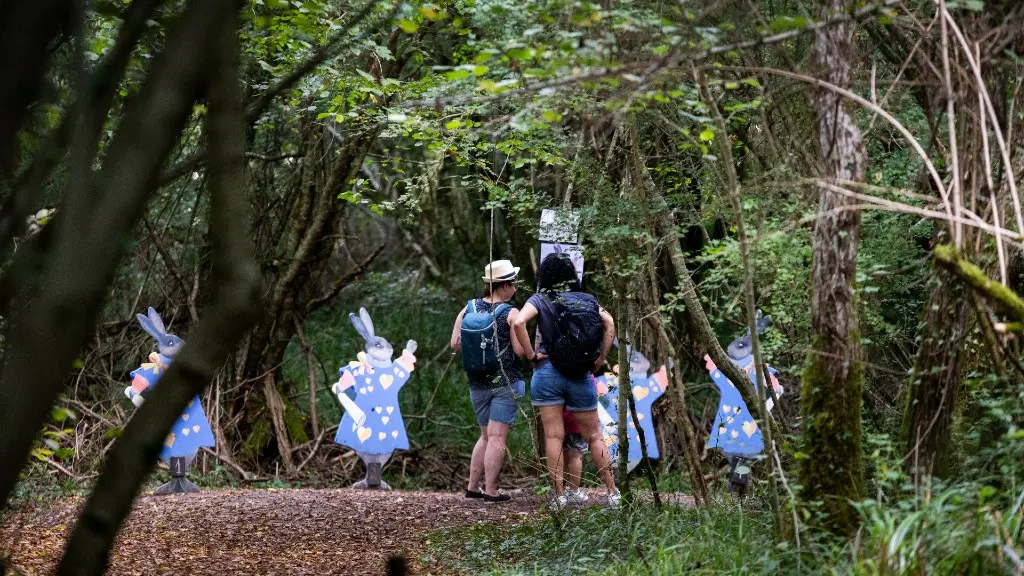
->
[632, 386, 649, 401]
[742, 420, 758, 437]
[181, 428, 190, 437]
[382, 416, 390, 425]
[386, 406, 394, 414]
[367, 386, 374, 393]
[378, 432, 387, 440]
[375, 406, 383, 413]
[192, 425, 200, 434]
[357, 427, 372, 442]
[379, 374, 395, 390]
[722, 404, 732, 414]
[391, 430, 399, 438]
[182, 413, 190, 421]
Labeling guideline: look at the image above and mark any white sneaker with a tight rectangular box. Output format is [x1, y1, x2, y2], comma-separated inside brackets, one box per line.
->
[565, 489, 589, 504]
[607, 490, 621, 507]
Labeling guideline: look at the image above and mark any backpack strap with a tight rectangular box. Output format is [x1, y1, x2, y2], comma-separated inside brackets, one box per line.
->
[468, 299, 477, 314]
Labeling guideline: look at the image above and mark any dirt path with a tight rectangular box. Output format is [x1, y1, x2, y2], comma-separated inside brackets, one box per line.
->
[1, 488, 544, 576]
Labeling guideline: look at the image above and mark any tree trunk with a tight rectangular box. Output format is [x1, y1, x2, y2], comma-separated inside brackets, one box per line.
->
[614, 280, 632, 500]
[903, 271, 968, 479]
[798, 0, 867, 536]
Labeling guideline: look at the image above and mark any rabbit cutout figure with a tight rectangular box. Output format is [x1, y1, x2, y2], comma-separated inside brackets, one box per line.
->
[594, 336, 669, 473]
[704, 311, 784, 458]
[332, 307, 417, 490]
[125, 308, 214, 494]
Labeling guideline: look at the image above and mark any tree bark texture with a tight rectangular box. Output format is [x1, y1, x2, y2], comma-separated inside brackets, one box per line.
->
[798, 0, 867, 536]
[902, 271, 968, 479]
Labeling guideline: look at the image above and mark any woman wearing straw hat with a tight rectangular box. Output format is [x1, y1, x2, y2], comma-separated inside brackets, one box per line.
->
[450, 260, 525, 503]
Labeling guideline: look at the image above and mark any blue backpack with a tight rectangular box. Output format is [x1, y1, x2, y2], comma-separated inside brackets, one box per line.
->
[461, 300, 513, 378]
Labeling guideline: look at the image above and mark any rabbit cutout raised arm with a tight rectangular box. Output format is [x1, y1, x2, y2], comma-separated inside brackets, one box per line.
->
[332, 307, 417, 489]
[596, 335, 669, 473]
[125, 307, 215, 464]
[704, 310, 784, 458]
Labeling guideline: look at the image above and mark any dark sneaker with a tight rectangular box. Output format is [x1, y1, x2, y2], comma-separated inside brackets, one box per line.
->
[483, 492, 511, 503]
[465, 489, 485, 499]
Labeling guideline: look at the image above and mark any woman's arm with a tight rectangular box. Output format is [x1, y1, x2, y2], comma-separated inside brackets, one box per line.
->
[596, 306, 615, 369]
[450, 306, 467, 350]
[512, 302, 540, 361]
[507, 308, 526, 357]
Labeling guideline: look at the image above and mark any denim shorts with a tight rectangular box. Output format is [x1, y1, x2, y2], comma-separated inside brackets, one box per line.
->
[469, 380, 525, 426]
[530, 362, 598, 411]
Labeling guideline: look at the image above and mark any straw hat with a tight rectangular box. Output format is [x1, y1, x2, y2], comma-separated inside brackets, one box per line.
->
[482, 259, 520, 283]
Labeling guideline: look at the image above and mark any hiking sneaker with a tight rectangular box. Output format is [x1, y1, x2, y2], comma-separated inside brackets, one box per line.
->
[606, 490, 622, 508]
[483, 492, 511, 503]
[464, 489, 484, 499]
[565, 489, 589, 504]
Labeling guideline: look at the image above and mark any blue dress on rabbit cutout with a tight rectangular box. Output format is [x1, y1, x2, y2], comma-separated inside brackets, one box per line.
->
[130, 352, 215, 462]
[595, 369, 665, 472]
[704, 353, 780, 457]
[333, 354, 412, 454]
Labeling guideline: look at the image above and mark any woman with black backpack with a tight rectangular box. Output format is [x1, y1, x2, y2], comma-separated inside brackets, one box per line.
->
[450, 260, 525, 503]
[512, 253, 620, 508]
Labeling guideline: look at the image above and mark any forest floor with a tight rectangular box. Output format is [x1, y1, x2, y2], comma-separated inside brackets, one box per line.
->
[1, 487, 550, 576]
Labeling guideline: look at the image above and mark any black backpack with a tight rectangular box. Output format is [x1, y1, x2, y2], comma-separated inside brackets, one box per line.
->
[539, 292, 604, 379]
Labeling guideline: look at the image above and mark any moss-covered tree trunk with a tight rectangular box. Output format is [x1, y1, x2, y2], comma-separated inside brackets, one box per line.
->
[798, 0, 866, 536]
[902, 270, 968, 479]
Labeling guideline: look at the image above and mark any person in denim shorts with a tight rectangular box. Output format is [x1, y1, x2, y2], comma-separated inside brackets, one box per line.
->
[512, 253, 620, 508]
[450, 260, 524, 503]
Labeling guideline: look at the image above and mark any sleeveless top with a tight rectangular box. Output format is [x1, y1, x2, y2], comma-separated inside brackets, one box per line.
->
[467, 299, 524, 389]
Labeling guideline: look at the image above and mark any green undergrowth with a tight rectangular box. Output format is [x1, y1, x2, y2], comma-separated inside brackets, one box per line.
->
[422, 502, 783, 575]
[423, 475, 1024, 575]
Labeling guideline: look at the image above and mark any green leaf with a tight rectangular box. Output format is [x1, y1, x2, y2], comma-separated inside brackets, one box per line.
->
[445, 119, 463, 130]
[445, 69, 470, 80]
[542, 110, 563, 122]
[766, 15, 809, 33]
[258, 60, 274, 72]
[397, 19, 418, 33]
[699, 128, 715, 141]
[418, 6, 438, 20]
[472, 65, 489, 76]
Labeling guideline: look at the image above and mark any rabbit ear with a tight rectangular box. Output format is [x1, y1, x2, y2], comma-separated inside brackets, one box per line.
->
[359, 308, 375, 338]
[137, 314, 161, 341]
[147, 307, 167, 335]
[349, 312, 369, 341]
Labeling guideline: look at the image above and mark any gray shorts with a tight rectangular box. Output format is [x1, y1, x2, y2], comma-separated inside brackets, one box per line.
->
[563, 433, 588, 453]
[469, 380, 525, 426]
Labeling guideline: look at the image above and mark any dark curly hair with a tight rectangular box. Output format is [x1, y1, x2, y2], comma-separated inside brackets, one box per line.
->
[536, 252, 580, 294]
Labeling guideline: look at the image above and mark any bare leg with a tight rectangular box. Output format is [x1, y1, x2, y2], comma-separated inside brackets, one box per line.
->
[573, 409, 616, 494]
[565, 450, 584, 493]
[483, 420, 511, 495]
[467, 426, 488, 492]
[538, 404, 566, 496]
